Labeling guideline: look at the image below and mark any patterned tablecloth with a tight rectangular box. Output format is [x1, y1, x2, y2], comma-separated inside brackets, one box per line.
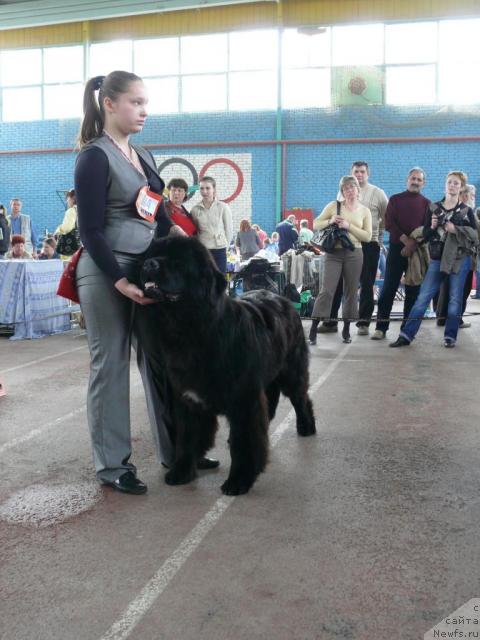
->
[0, 259, 71, 340]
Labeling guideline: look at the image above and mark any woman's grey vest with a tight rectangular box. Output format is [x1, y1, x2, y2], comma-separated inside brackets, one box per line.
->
[80, 135, 159, 254]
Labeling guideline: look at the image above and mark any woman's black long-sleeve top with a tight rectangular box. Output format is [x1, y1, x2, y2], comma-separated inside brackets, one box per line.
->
[75, 146, 172, 282]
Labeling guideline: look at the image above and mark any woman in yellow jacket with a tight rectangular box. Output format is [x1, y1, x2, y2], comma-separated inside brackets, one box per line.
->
[55, 189, 77, 260]
[309, 175, 372, 345]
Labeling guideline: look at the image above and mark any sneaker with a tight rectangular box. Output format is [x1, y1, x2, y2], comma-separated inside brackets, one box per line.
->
[357, 326, 369, 336]
[459, 321, 471, 329]
[317, 324, 338, 333]
[444, 338, 456, 348]
[371, 329, 386, 340]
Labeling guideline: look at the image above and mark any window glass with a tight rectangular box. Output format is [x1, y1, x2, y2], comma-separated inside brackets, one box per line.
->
[182, 74, 227, 111]
[3, 86, 42, 121]
[44, 84, 84, 119]
[332, 24, 384, 66]
[229, 30, 278, 70]
[44, 46, 83, 83]
[89, 40, 133, 76]
[386, 65, 436, 105]
[229, 70, 277, 110]
[1, 49, 42, 86]
[134, 38, 179, 76]
[282, 68, 331, 108]
[180, 34, 228, 74]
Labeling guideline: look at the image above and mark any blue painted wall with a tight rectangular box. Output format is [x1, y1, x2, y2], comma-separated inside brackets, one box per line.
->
[1, 105, 480, 240]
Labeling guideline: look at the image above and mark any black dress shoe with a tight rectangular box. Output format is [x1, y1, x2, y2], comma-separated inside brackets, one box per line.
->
[102, 471, 147, 495]
[197, 457, 220, 470]
[389, 336, 411, 348]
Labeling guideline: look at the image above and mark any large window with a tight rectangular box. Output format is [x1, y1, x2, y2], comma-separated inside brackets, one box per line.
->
[1, 18, 480, 122]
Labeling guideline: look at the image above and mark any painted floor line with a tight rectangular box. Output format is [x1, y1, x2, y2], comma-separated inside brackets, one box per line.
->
[0, 378, 144, 455]
[0, 344, 88, 375]
[98, 342, 352, 640]
[0, 406, 87, 455]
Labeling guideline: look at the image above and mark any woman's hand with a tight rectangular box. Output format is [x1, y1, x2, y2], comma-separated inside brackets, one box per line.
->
[330, 215, 342, 225]
[444, 221, 456, 234]
[114, 277, 157, 305]
[337, 218, 350, 230]
[168, 224, 187, 237]
[431, 214, 439, 229]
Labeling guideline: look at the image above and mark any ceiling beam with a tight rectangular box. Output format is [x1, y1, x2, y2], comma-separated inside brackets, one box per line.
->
[0, 0, 277, 31]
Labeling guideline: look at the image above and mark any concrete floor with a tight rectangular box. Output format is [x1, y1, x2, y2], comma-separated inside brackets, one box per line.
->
[1, 303, 480, 640]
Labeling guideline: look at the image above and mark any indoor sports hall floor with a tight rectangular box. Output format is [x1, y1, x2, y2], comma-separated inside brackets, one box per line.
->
[1, 302, 479, 640]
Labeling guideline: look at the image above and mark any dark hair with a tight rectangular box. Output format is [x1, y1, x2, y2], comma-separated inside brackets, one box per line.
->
[351, 161, 369, 172]
[200, 175, 216, 189]
[66, 188, 75, 199]
[239, 219, 251, 232]
[43, 237, 57, 250]
[167, 178, 189, 200]
[0, 204, 5, 214]
[77, 70, 143, 148]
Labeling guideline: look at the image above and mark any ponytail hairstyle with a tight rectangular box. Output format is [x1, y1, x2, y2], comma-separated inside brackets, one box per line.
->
[77, 70, 143, 148]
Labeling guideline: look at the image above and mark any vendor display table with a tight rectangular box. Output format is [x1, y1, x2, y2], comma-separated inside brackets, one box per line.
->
[0, 259, 71, 340]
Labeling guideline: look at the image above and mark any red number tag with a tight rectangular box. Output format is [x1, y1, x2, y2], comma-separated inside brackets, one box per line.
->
[136, 186, 163, 224]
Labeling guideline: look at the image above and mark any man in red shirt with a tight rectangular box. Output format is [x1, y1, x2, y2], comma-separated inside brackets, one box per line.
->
[372, 167, 430, 340]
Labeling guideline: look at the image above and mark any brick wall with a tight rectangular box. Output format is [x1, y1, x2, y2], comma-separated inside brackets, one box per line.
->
[1, 105, 479, 240]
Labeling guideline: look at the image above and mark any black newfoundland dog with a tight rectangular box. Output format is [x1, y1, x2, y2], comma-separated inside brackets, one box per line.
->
[141, 237, 315, 495]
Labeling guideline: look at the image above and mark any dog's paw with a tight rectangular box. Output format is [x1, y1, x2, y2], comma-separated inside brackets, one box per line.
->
[296, 422, 317, 437]
[221, 476, 253, 496]
[164, 465, 196, 486]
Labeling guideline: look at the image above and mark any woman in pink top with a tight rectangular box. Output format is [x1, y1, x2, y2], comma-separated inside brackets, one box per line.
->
[252, 224, 267, 248]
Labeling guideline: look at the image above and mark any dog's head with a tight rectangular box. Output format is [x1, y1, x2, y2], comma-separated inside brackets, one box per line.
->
[141, 237, 227, 304]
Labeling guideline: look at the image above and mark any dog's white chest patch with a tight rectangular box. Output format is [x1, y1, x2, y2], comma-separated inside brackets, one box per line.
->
[182, 390, 205, 406]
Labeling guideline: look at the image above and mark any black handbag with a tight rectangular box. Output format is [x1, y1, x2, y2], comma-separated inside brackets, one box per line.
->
[310, 200, 342, 253]
[56, 223, 81, 256]
[315, 226, 337, 253]
[312, 201, 342, 254]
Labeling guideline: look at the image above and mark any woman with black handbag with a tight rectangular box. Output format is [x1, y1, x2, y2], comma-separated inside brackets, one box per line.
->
[308, 175, 372, 345]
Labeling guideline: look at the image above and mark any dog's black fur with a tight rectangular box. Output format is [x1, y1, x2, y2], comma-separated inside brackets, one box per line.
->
[141, 237, 316, 495]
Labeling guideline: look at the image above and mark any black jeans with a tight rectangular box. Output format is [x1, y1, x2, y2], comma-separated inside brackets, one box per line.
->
[375, 242, 420, 333]
[322, 242, 380, 328]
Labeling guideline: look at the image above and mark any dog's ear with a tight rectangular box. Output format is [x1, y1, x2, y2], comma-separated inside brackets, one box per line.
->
[215, 270, 227, 295]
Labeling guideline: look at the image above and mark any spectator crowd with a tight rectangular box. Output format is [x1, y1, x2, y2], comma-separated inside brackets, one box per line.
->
[2, 160, 480, 351]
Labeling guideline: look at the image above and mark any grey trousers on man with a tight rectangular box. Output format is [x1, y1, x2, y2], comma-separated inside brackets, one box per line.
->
[312, 248, 363, 321]
[76, 250, 175, 483]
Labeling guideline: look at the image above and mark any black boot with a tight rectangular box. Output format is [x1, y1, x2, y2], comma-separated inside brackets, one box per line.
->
[342, 321, 351, 344]
[389, 335, 410, 348]
[309, 319, 319, 345]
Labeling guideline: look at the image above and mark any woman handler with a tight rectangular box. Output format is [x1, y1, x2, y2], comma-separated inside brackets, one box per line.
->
[75, 71, 210, 495]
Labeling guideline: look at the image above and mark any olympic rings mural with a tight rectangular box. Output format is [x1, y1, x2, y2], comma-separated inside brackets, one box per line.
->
[154, 154, 249, 205]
